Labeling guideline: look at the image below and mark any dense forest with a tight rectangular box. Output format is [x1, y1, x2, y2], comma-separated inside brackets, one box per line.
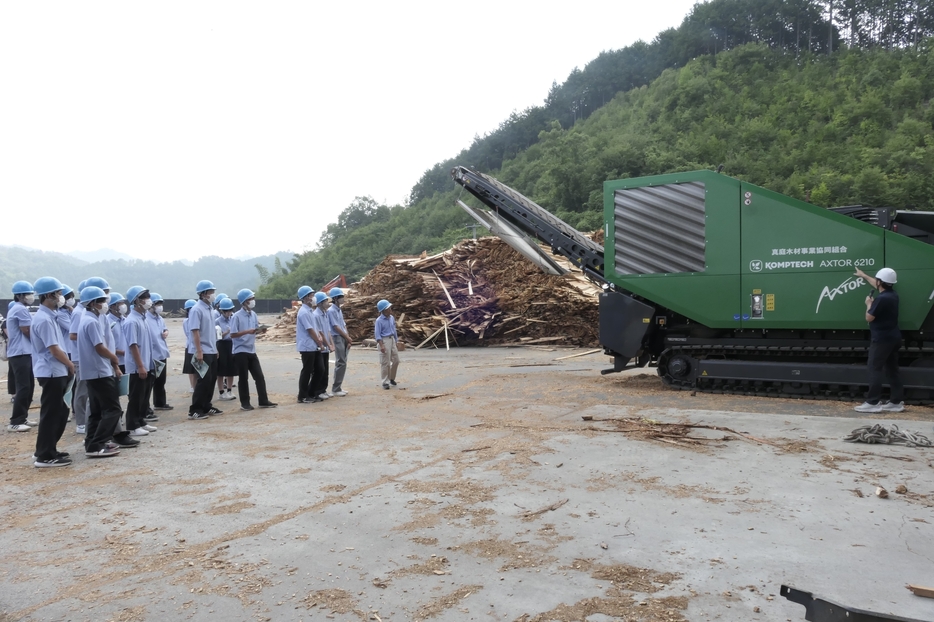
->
[0, 246, 294, 299]
[259, 0, 934, 297]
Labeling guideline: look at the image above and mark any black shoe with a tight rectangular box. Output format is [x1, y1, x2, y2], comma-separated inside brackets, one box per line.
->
[146, 408, 154, 415]
[153, 404, 174, 411]
[35, 456, 73, 468]
[310, 397, 323, 403]
[389, 380, 397, 386]
[207, 407, 223, 415]
[298, 397, 312, 404]
[144, 413, 160, 421]
[56, 451, 70, 459]
[383, 384, 390, 390]
[240, 404, 255, 411]
[112, 435, 140, 448]
[258, 402, 277, 408]
[188, 412, 210, 420]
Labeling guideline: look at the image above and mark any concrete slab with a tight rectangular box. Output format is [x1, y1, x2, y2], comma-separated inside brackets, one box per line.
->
[1, 317, 933, 621]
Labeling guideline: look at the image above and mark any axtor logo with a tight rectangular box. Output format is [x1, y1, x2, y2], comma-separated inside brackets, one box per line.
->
[816, 276, 865, 313]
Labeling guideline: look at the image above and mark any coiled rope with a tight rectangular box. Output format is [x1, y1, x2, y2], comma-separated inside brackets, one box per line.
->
[844, 424, 932, 448]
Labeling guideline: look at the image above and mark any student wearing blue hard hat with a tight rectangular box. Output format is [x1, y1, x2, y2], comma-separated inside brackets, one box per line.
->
[147, 293, 172, 413]
[229, 289, 276, 411]
[308, 292, 334, 401]
[327, 288, 352, 397]
[76, 286, 122, 458]
[375, 299, 400, 390]
[7, 280, 38, 432]
[182, 299, 198, 394]
[187, 280, 222, 419]
[123, 286, 156, 437]
[295, 286, 326, 403]
[215, 297, 237, 402]
[29, 277, 75, 466]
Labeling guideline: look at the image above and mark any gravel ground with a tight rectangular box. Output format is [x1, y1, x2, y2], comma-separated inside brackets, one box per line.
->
[1, 316, 933, 622]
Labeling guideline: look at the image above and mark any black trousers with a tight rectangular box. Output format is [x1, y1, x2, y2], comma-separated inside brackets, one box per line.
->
[298, 351, 322, 400]
[152, 359, 168, 407]
[234, 352, 268, 407]
[127, 372, 154, 430]
[86, 376, 122, 452]
[190, 354, 217, 415]
[866, 339, 904, 404]
[35, 376, 70, 460]
[8, 354, 34, 425]
[311, 351, 329, 398]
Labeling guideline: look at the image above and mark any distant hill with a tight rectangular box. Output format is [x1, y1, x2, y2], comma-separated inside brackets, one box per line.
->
[0, 246, 295, 298]
[67, 248, 137, 263]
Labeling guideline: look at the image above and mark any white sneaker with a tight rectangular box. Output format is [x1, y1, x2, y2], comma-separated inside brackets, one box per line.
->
[7, 424, 30, 432]
[220, 391, 235, 401]
[142, 424, 158, 432]
[75, 425, 86, 434]
[317, 393, 331, 400]
[24, 419, 38, 427]
[188, 387, 195, 393]
[130, 427, 150, 436]
[332, 390, 348, 397]
[854, 402, 883, 413]
[880, 401, 905, 413]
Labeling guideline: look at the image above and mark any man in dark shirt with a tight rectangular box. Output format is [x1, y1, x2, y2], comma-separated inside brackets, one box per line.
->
[854, 267, 903, 413]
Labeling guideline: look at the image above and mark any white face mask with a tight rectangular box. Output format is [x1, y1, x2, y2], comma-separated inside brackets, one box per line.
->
[206, 293, 216, 304]
[117, 303, 127, 316]
[244, 300, 255, 310]
[65, 298, 75, 308]
[154, 304, 163, 314]
[99, 302, 110, 315]
[24, 294, 35, 305]
[56, 295, 66, 308]
[142, 299, 153, 311]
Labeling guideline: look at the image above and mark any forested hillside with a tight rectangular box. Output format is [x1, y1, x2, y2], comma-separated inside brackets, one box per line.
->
[259, 0, 934, 297]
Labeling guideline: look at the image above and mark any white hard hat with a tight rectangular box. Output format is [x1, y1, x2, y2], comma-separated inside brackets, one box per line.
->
[874, 268, 897, 284]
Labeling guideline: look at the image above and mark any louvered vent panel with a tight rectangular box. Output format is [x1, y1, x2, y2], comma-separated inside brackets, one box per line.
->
[614, 182, 706, 275]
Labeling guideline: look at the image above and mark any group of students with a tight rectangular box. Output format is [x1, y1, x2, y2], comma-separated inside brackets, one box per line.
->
[2, 277, 275, 468]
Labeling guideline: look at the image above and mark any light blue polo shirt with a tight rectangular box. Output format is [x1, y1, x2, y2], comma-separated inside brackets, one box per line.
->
[230, 308, 257, 354]
[30, 305, 68, 378]
[216, 314, 232, 341]
[327, 305, 347, 337]
[375, 314, 397, 342]
[56, 308, 73, 344]
[187, 300, 217, 355]
[123, 309, 153, 374]
[77, 311, 113, 380]
[110, 313, 127, 366]
[6, 302, 33, 357]
[147, 311, 169, 360]
[68, 304, 86, 362]
[312, 308, 331, 353]
[295, 304, 317, 353]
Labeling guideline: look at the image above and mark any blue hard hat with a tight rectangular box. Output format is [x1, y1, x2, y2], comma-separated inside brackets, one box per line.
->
[77, 279, 88, 291]
[62, 285, 74, 297]
[109, 292, 126, 305]
[184, 299, 197, 310]
[196, 280, 216, 294]
[150, 292, 164, 304]
[314, 291, 330, 305]
[237, 288, 255, 305]
[219, 297, 235, 311]
[329, 287, 344, 298]
[33, 277, 63, 296]
[214, 293, 228, 308]
[12, 280, 35, 295]
[80, 286, 107, 303]
[126, 285, 149, 305]
[376, 299, 392, 312]
[85, 276, 110, 290]
[297, 285, 313, 300]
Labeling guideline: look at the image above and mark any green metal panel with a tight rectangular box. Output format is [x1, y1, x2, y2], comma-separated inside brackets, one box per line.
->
[739, 182, 885, 329]
[604, 171, 742, 328]
[883, 231, 934, 330]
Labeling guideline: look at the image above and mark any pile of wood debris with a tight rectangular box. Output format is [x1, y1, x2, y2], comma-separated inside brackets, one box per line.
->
[261, 236, 600, 348]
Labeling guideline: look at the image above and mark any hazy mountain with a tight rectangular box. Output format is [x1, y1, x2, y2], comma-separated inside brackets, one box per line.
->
[67, 248, 137, 263]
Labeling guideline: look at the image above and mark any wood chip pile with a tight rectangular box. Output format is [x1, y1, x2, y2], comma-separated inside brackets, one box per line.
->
[262, 236, 601, 348]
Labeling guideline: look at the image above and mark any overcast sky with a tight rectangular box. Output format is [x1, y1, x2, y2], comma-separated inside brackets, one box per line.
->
[1, 1, 699, 263]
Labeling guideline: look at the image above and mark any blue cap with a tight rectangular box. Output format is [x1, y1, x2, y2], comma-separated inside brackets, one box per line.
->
[77, 279, 88, 291]
[62, 285, 74, 297]
[150, 292, 164, 304]
[214, 293, 228, 308]
[12, 280, 35, 295]
[219, 298, 235, 311]
[329, 287, 344, 298]
[33, 277, 63, 296]
[237, 288, 254, 305]
[314, 291, 331, 305]
[184, 299, 197, 310]
[80, 286, 107, 303]
[109, 292, 126, 305]
[377, 299, 392, 312]
[297, 285, 313, 300]
[196, 280, 216, 293]
[85, 277, 110, 290]
[126, 285, 149, 305]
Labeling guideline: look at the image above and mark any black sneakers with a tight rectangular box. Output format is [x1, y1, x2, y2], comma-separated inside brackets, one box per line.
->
[112, 434, 141, 448]
[188, 412, 210, 420]
[153, 404, 174, 411]
[207, 407, 223, 415]
[34, 456, 73, 468]
[389, 380, 397, 386]
[258, 402, 277, 408]
[240, 404, 255, 411]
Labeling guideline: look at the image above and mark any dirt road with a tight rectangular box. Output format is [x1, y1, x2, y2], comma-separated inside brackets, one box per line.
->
[2, 317, 933, 621]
